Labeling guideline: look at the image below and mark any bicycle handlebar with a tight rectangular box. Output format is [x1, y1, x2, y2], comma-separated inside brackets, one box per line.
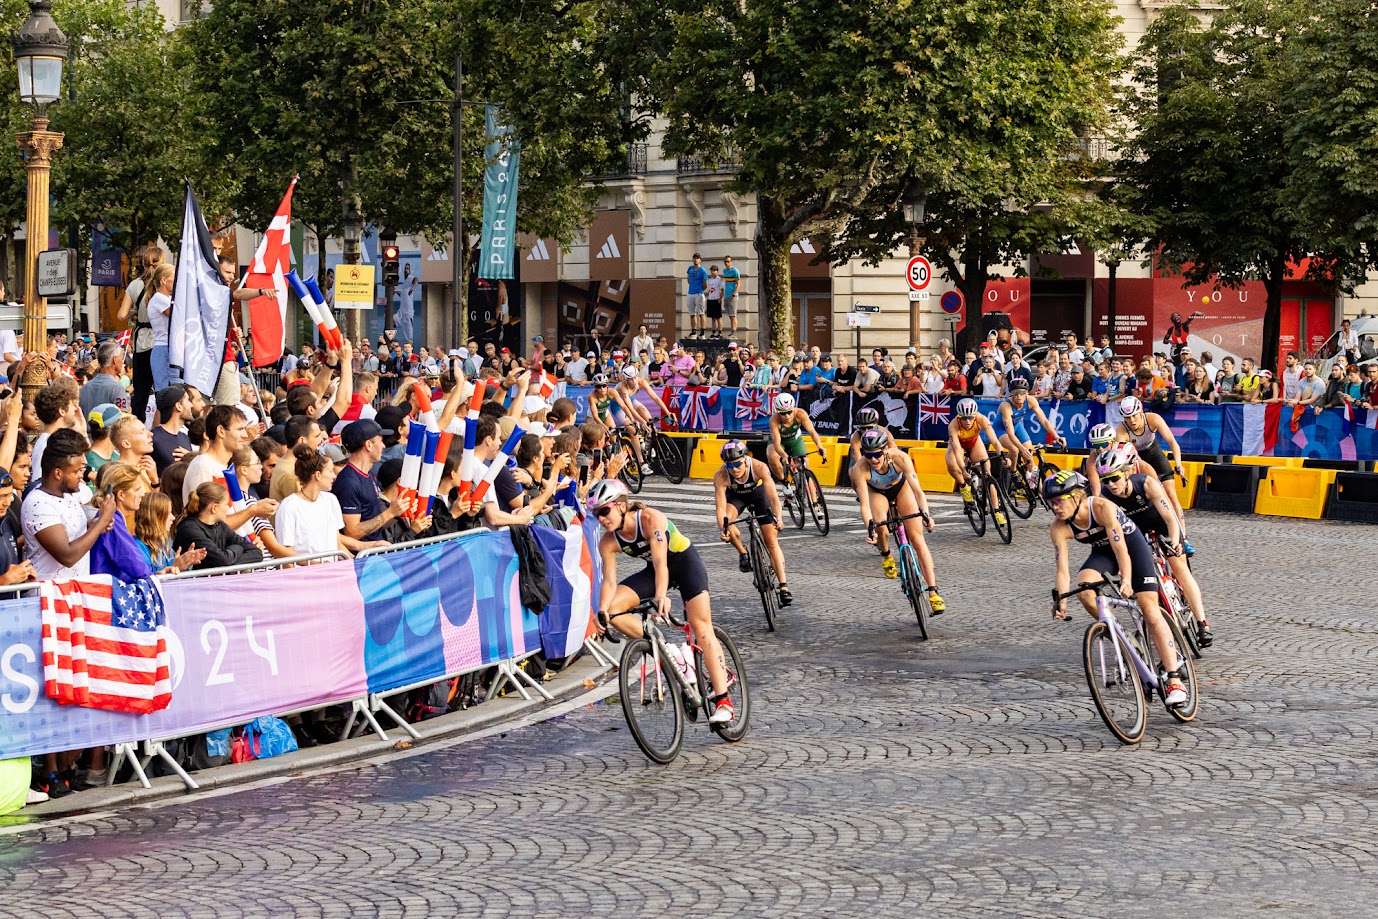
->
[1051, 574, 1121, 603]
[866, 510, 930, 538]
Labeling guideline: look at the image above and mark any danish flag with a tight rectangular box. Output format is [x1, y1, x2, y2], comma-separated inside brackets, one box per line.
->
[242, 177, 296, 367]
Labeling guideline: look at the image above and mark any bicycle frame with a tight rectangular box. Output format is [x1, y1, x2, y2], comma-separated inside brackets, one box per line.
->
[1089, 592, 1161, 692]
[625, 606, 705, 710]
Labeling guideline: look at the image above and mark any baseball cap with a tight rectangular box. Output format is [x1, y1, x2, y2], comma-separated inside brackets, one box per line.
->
[524, 422, 559, 438]
[728, 342, 739, 350]
[501, 347, 511, 354]
[376, 457, 404, 490]
[522, 395, 550, 415]
[586, 351, 596, 358]
[320, 442, 348, 464]
[612, 350, 625, 358]
[1261, 369, 1274, 378]
[375, 405, 409, 437]
[88, 403, 122, 429]
[693, 252, 701, 259]
[531, 336, 544, 343]
[449, 348, 463, 358]
[341, 418, 384, 452]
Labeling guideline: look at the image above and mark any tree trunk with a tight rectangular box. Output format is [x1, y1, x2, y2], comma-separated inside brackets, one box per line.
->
[1261, 254, 1286, 373]
[1107, 260, 1118, 346]
[754, 195, 793, 354]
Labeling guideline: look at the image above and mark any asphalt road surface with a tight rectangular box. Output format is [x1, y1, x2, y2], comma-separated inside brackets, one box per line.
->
[2, 478, 1375, 917]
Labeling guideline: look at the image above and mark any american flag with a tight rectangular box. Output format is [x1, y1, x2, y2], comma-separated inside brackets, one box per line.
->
[735, 382, 773, 421]
[918, 394, 951, 425]
[40, 576, 172, 714]
[677, 385, 719, 430]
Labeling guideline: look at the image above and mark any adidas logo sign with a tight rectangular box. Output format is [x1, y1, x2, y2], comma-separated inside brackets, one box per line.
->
[595, 234, 621, 259]
[526, 239, 551, 261]
[790, 238, 817, 255]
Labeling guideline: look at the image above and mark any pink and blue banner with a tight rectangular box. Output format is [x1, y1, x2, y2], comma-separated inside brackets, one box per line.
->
[0, 526, 600, 760]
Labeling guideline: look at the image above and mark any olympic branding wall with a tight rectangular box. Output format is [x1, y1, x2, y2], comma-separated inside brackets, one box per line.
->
[0, 521, 602, 761]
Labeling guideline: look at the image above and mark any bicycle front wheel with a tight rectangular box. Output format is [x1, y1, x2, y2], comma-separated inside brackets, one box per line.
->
[785, 473, 806, 527]
[804, 470, 830, 535]
[654, 434, 686, 484]
[696, 627, 750, 742]
[620, 439, 645, 494]
[618, 637, 684, 764]
[751, 527, 779, 632]
[1082, 621, 1147, 744]
[899, 543, 930, 640]
[966, 472, 988, 536]
[1006, 465, 1036, 519]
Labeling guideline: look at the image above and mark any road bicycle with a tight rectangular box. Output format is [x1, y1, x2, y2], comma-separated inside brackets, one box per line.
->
[779, 451, 830, 535]
[1150, 537, 1202, 659]
[962, 457, 1013, 544]
[723, 511, 782, 631]
[868, 507, 932, 640]
[607, 598, 750, 764]
[627, 419, 687, 485]
[612, 428, 644, 493]
[1054, 575, 1199, 745]
[1004, 444, 1059, 519]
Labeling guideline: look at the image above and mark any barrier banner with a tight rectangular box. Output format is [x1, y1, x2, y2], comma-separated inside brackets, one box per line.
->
[565, 383, 1378, 460]
[355, 532, 534, 695]
[0, 526, 601, 760]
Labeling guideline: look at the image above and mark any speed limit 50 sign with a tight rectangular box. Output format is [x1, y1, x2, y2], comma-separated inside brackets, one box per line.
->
[906, 255, 932, 291]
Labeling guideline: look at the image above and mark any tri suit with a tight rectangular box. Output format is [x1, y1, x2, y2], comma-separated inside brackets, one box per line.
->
[614, 509, 710, 602]
[1068, 496, 1158, 594]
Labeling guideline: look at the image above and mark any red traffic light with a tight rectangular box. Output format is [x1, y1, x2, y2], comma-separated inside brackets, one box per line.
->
[382, 245, 400, 261]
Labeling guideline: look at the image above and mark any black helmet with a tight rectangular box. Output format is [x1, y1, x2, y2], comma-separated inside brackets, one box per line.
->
[720, 440, 750, 462]
[859, 428, 889, 453]
[1008, 377, 1031, 392]
[1042, 469, 1087, 500]
[855, 407, 881, 428]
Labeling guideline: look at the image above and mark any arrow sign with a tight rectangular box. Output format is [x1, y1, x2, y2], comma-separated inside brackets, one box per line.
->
[940, 289, 965, 315]
[906, 255, 932, 291]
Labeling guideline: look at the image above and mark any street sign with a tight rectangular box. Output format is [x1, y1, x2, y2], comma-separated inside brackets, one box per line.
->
[853, 303, 881, 314]
[334, 263, 376, 310]
[846, 313, 872, 328]
[941, 313, 960, 323]
[36, 248, 76, 298]
[906, 255, 932, 291]
[940, 289, 965, 315]
[908, 291, 930, 302]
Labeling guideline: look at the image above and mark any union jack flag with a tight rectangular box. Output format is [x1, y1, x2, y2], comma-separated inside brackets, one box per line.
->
[677, 385, 720, 430]
[735, 382, 773, 421]
[658, 386, 680, 430]
[918, 394, 951, 425]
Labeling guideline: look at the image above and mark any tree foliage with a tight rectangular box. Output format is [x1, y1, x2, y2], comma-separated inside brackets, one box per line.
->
[652, 0, 1120, 350]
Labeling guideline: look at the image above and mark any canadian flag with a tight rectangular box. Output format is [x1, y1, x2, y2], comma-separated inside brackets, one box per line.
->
[242, 178, 296, 367]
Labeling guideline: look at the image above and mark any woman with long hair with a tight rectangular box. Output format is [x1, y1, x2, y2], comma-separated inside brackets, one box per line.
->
[174, 481, 263, 570]
[133, 491, 204, 573]
[121, 247, 166, 421]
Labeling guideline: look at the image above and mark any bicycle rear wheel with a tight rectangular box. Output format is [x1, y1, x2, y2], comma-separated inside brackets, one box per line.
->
[1162, 578, 1202, 659]
[619, 437, 644, 494]
[1152, 614, 1200, 723]
[750, 526, 779, 631]
[899, 542, 930, 640]
[618, 637, 684, 763]
[803, 470, 830, 535]
[965, 471, 988, 536]
[1082, 621, 1148, 744]
[785, 472, 805, 527]
[988, 475, 1013, 544]
[695, 627, 750, 742]
[1005, 464, 1036, 519]
[654, 433, 686, 484]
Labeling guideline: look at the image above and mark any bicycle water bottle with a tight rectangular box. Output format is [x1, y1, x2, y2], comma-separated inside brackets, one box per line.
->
[680, 643, 697, 683]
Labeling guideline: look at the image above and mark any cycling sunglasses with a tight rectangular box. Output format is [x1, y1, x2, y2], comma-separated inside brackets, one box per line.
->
[863, 450, 885, 459]
[724, 459, 746, 469]
[1099, 471, 1126, 483]
[595, 505, 618, 519]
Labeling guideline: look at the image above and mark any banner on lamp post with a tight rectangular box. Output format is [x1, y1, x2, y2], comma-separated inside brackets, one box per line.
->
[478, 104, 520, 280]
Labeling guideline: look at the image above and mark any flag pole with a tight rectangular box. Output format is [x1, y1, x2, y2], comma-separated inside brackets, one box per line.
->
[230, 318, 269, 426]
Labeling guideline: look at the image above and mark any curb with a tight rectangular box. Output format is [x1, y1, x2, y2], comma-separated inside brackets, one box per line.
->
[17, 653, 617, 823]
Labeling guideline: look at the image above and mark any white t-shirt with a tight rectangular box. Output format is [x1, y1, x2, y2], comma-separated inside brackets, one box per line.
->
[0, 327, 19, 378]
[183, 453, 229, 505]
[21, 488, 92, 580]
[977, 371, 1003, 398]
[275, 491, 345, 556]
[1283, 367, 1303, 400]
[149, 291, 172, 347]
[566, 357, 590, 382]
[705, 277, 725, 300]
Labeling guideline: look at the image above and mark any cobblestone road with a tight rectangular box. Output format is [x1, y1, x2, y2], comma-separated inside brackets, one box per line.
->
[3, 479, 1376, 917]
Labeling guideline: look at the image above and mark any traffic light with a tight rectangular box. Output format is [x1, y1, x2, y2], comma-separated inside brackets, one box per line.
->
[381, 243, 400, 285]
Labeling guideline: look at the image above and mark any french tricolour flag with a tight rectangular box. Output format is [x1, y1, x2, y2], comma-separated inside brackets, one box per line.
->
[1241, 402, 1283, 456]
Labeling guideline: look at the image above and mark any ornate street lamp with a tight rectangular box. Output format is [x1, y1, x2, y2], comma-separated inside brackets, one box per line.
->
[902, 181, 927, 256]
[12, 0, 68, 400]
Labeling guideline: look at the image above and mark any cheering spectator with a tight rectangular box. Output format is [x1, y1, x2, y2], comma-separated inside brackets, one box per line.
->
[274, 445, 376, 556]
[973, 355, 1003, 398]
[175, 482, 263, 570]
[1004, 350, 1034, 391]
[22, 429, 117, 580]
[79, 341, 130, 417]
[335, 419, 412, 540]
[151, 385, 195, 474]
[133, 491, 204, 573]
[184, 405, 277, 528]
[1181, 365, 1217, 404]
[942, 361, 967, 394]
[31, 377, 83, 474]
[0, 466, 35, 585]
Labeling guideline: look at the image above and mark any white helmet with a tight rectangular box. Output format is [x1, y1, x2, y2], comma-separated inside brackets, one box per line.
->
[774, 393, 796, 413]
[620, 365, 639, 381]
[584, 478, 629, 514]
[1095, 442, 1139, 477]
[1120, 395, 1143, 416]
[1089, 423, 1116, 447]
[956, 398, 978, 418]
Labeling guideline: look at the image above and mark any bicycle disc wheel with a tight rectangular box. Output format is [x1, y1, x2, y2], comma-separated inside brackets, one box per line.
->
[785, 474, 805, 527]
[751, 528, 779, 632]
[804, 470, 830, 535]
[965, 473, 987, 536]
[1006, 466, 1036, 519]
[1081, 621, 1148, 744]
[617, 638, 684, 764]
[900, 544, 930, 640]
[655, 434, 686, 484]
[1156, 614, 1200, 723]
[698, 627, 750, 741]
[988, 476, 1013, 544]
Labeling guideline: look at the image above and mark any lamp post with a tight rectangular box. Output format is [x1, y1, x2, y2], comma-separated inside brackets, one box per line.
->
[12, 0, 68, 402]
[902, 182, 927, 343]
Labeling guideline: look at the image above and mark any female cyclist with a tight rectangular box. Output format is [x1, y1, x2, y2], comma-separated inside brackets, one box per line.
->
[1114, 395, 1190, 553]
[855, 428, 945, 613]
[713, 440, 790, 606]
[945, 397, 1006, 517]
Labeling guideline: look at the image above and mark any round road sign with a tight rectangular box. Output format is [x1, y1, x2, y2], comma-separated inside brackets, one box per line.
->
[906, 255, 932, 291]
[940, 290, 965, 315]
